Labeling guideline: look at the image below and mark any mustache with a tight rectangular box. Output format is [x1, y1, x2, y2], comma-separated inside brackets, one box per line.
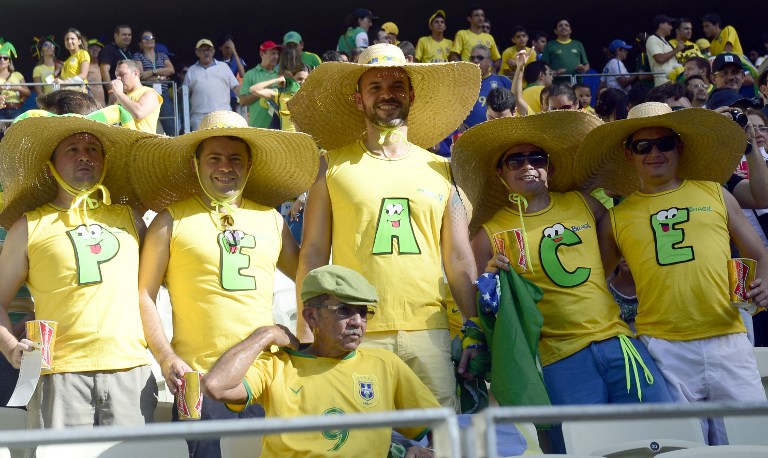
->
[377, 97, 402, 106]
[343, 328, 363, 337]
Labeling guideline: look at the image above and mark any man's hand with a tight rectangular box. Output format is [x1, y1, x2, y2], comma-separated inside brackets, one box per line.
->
[271, 325, 300, 350]
[110, 78, 125, 95]
[159, 354, 193, 395]
[289, 200, 303, 221]
[9, 338, 35, 369]
[405, 445, 435, 458]
[485, 253, 510, 275]
[747, 277, 768, 309]
[575, 64, 586, 73]
[457, 346, 485, 380]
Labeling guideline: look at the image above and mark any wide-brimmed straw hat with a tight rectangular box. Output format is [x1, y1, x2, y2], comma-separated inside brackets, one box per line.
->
[132, 111, 319, 211]
[575, 102, 746, 197]
[452, 111, 604, 234]
[0, 112, 155, 228]
[287, 43, 480, 150]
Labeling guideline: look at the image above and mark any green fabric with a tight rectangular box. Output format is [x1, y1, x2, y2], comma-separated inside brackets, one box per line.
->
[451, 335, 489, 414]
[337, 27, 366, 54]
[301, 51, 322, 69]
[479, 269, 551, 408]
[240, 65, 279, 128]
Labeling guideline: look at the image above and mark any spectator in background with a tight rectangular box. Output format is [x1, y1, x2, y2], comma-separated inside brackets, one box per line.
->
[626, 85, 651, 111]
[111, 60, 162, 133]
[415, 9, 452, 63]
[338, 8, 377, 55]
[371, 28, 390, 45]
[321, 50, 343, 62]
[450, 5, 501, 69]
[283, 31, 322, 69]
[485, 87, 515, 120]
[464, 44, 511, 128]
[710, 52, 747, 91]
[669, 18, 702, 63]
[531, 30, 548, 61]
[0, 41, 30, 127]
[501, 25, 536, 77]
[758, 69, 768, 119]
[595, 88, 629, 121]
[185, 38, 240, 131]
[685, 75, 709, 108]
[521, 60, 554, 114]
[683, 56, 712, 86]
[647, 15, 684, 87]
[573, 82, 595, 115]
[86, 38, 106, 106]
[696, 38, 712, 58]
[542, 17, 589, 83]
[646, 82, 692, 109]
[247, 47, 305, 132]
[31, 36, 60, 98]
[100, 25, 133, 103]
[239, 41, 281, 129]
[633, 32, 655, 89]
[381, 22, 400, 45]
[398, 41, 415, 62]
[602, 39, 636, 94]
[133, 30, 176, 135]
[57, 28, 90, 92]
[547, 83, 579, 111]
[218, 34, 246, 112]
[702, 13, 743, 56]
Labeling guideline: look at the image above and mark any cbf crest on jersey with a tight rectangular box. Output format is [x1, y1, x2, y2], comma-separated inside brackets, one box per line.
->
[353, 373, 379, 407]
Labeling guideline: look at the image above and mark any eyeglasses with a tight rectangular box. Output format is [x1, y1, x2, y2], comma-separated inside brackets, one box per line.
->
[501, 151, 549, 170]
[756, 126, 768, 133]
[0, 56, 9, 61]
[715, 68, 744, 77]
[626, 135, 679, 155]
[469, 55, 486, 62]
[321, 304, 375, 321]
[142, 35, 155, 41]
[688, 83, 707, 90]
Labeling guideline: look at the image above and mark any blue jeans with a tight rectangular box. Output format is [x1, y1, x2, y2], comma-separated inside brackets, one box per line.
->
[159, 90, 176, 136]
[543, 336, 673, 453]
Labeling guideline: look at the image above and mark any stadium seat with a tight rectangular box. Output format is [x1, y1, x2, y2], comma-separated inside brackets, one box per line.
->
[220, 435, 263, 458]
[562, 417, 706, 456]
[723, 415, 768, 445]
[35, 439, 188, 457]
[657, 444, 768, 456]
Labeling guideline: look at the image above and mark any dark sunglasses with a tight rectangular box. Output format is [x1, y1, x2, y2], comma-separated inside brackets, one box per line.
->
[0, 56, 10, 61]
[322, 304, 375, 321]
[626, 135, 679, 155]
[500, 151, 548, 170]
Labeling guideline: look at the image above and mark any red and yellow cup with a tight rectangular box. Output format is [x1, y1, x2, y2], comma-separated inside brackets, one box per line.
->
[177, 371, 203, 420]
[728, 258, 758, 315]
[25, 320, 57, 370]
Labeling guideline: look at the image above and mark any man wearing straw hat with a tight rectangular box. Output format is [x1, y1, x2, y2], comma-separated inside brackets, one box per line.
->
[577, 102, 768, 444]
[134, 110, 318, 457]
[0, 109, 158, 429]
[452, 112, 673, 452]
[289, 43, 482, 408]
[203, 264, 441, 457]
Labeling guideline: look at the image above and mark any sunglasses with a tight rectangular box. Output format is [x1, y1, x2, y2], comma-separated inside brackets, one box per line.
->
[0, 56, 9, 61]
[41, 42, 55, 49]
[626, 135, 679, 155]
[142, 35, 155, 41]
[322, 304, 375, 321]
[500, 151, 549, 170]
[469, 55, 486, 62]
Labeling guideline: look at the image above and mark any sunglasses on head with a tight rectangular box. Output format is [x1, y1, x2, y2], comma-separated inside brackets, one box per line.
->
[626, 135, 679, 155]
[500, 151, 549, 170]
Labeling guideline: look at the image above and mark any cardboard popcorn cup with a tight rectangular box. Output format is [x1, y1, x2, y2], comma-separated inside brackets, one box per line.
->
[25, 320, 57, 370]
[177, 371, 203, 420]
[728, 258, 758, 315]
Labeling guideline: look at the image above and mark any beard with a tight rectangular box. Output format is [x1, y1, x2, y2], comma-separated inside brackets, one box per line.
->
[363, 96, 410, 128]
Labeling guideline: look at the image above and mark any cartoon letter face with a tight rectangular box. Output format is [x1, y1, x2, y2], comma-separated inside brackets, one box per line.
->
[651, 207, 693, 265]
[539, 223, 591, 288]
[67, 224, 120, 285]
[371, 198, 421, 254]
[218, 230, 257, 291]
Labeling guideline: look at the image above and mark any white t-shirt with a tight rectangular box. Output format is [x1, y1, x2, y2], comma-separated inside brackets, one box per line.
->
[602, 58, 630, 94]
[646, 35, 680, 87]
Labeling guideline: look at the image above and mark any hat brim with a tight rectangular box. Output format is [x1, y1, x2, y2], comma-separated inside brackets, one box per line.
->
[452, 111, 604, 235]
[0, 116, 155, 229]
[575, 107, 746, 197]
[132, 127, 320, 212]
[287, 61, 481, 150]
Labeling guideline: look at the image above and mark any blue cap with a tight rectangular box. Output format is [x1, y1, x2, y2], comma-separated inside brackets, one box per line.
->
[156, 43, 174, 57]
[609, 39, 633, 53]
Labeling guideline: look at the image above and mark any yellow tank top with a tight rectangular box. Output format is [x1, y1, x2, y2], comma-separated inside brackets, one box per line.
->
[166, 196, 282, 372]
[26, 203, 148, 373]
[126, 85, 162, 133]
[610, 180, 745, 340]
[326, 141, 451, 332]
[482, 191, 630, 365]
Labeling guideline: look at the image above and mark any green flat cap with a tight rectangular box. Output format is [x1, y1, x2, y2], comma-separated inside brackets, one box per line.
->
[300, 265, 379, 307]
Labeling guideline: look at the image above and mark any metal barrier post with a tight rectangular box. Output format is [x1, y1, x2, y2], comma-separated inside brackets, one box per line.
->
[182, 85, 190, 133]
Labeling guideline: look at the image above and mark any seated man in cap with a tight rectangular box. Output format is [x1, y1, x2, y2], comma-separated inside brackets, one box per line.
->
[0, 110, 157, 429]
[452, 112, 673, 453]
[578, 102, 768, 444]
[289, 43, 482, 409]
[202, 265, 440, 457]
[137, 111, 318, 458]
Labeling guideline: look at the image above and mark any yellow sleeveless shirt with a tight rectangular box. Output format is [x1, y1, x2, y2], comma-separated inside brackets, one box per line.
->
[326, 141, 451, 332]
[26, 203, 148, 373]
[483, 191, 631, 365]
[126, 85, 162, 133]
[610, 180, 745, 340]
[166, 196, 282, 372]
